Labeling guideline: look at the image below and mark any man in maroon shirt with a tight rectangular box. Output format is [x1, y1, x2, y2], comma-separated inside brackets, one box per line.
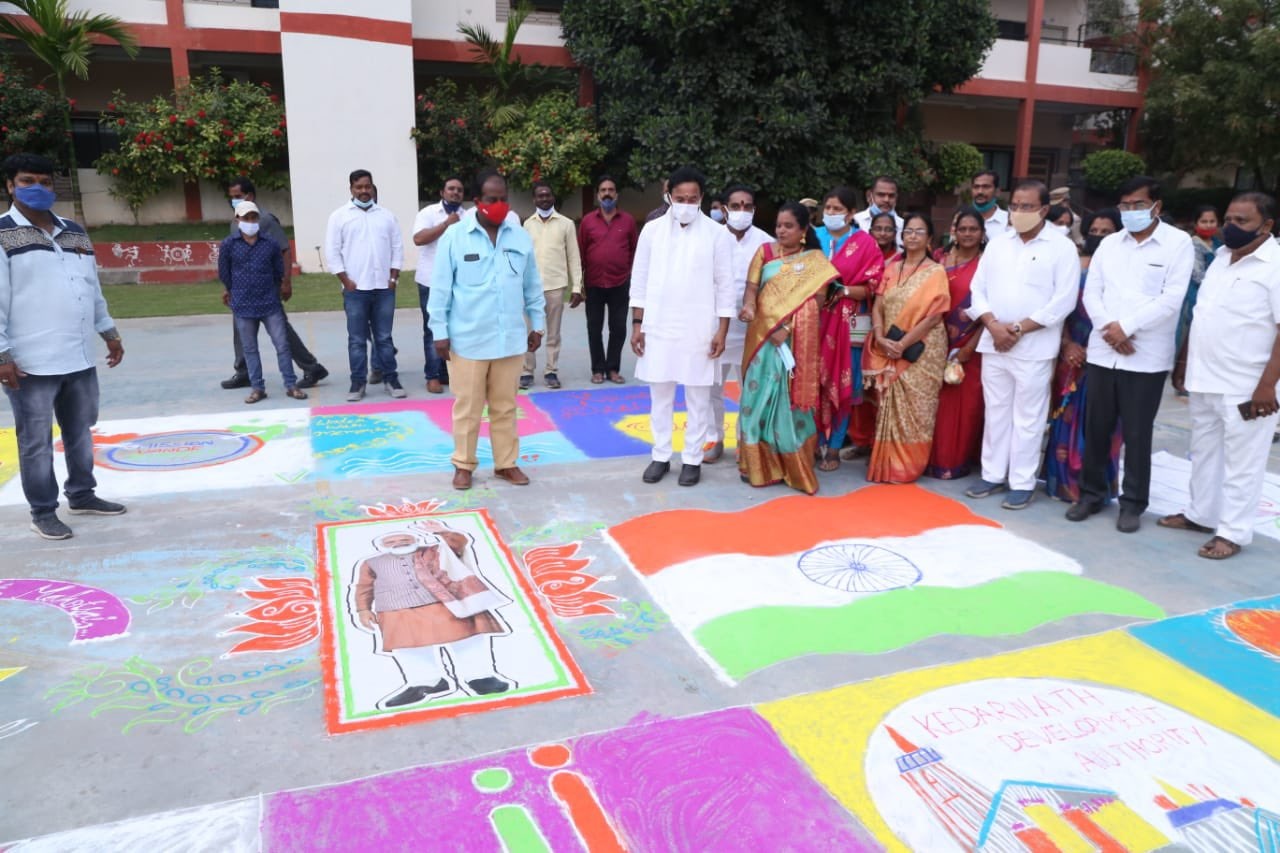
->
[575, 175, 639, 384]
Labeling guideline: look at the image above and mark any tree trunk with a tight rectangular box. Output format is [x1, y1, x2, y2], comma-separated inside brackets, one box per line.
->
[55, 73, 86, 223]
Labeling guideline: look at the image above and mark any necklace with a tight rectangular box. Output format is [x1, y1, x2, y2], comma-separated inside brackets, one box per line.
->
[896, 253, 928, 287]
[777, 243, 803, 259]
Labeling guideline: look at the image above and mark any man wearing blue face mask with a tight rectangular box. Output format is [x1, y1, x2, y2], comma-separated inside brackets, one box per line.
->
[412, 176, 465, 394]
[1069, 176, 1192, 533]
[0, 153, 126, 540]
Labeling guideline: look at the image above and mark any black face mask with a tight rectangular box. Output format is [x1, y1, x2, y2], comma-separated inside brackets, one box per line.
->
[1083, 234, 1105, 256]
[1221, 222, 1261, 250]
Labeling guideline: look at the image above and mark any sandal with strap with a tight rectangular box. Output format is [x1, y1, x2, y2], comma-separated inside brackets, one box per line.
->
[286, 387, 308, 400]
[1198, 535, 1241, 560]
[1157, 513, 1214, 534]
[817, 447, 841, 472]
[244, 389, 267, 404]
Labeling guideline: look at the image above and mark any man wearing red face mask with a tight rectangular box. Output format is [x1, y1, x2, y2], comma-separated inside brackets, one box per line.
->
[429, 171, 546, 491]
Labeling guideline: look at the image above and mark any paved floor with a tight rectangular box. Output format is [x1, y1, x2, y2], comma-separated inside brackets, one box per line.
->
[2, 306, 1279, 850]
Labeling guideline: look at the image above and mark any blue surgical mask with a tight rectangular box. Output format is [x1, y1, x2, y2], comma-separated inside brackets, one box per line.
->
[442, 200, 461, 214]
[710, 208, 725, 223]
[1121, 208, 1154, 233]
[823, 213, 847, 231]
[867, 203, 882, 217]
[353, 197, 374, 210]
[230, 197, 247, 211]
[15, 184, 57, 212]
[600, 198, 617, 212]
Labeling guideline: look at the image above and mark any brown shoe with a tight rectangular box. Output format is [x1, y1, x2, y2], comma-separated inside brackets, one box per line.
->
[494, 466, 530, 486]
[452, 468, 473, 490]
[427, 379, 444, 394]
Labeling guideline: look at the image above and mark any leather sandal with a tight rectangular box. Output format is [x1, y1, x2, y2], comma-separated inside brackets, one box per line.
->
[1157, 513, 1214, 534]
[244, 389, 267, 404]
[1198, 536, 1241, 560]
[286, 387, 308, 400]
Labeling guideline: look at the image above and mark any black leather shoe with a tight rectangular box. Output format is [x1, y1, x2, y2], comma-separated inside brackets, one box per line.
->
[678, 464, 701, 486]
[466, 677, 510, 695]
[1117, 509, 1142, 533]
[297, 365, 329, 388]
[1065, 502, 1102, 522]
[220, 373, 250, 389]
[382, 679, 451, 708]
[642, 460, 670, 483]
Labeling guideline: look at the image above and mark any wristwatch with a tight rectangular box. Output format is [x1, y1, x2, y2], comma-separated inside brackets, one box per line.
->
[1011, 322, 1023, 337]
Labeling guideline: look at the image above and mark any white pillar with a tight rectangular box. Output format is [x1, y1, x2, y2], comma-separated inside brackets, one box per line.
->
[279, 1, 419, 272]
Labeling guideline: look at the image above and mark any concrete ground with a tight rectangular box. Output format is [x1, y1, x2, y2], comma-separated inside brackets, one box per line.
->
[2, 304, 1278, 849]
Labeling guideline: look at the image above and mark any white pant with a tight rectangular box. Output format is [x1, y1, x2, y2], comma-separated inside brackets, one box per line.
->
[980, 352, 1054, 491]
[392, 634, 497, 686]
[1187, 392, 1279, 546]
[649, 381, 713, 465]
[709, 360, 739, 443]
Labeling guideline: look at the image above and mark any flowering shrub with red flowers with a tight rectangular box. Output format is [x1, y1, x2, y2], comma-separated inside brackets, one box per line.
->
[410, 78, 495, 197]
[95, 68, 286, 221]
[0, 55, 67, 164]
[488, 92, 603, 199]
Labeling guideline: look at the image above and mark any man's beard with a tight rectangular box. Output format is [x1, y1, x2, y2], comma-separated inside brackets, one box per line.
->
[385, 544, 419, 556]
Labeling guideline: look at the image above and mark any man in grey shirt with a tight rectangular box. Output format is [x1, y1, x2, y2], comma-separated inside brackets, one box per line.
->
[221, 177, 328, 389]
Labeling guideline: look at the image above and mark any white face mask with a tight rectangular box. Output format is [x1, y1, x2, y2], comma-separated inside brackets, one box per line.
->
[671, 202, 699, 225]
[238, 221, 260, 237]
[726, 210, 754, 231]
[536, 206, 555, 219]
[823, 213, 848, 231]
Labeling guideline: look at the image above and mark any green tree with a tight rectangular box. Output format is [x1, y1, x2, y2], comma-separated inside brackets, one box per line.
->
[489, 91, 605, 197]
[560, 0, 996, 199]
[932, 141, 985, 194]
[0, 0, 137, 219]
[0, 53, 66, 162]
[1082, 148, 1147, 195]
[95, 70, 287, 222]
[1139, 0, 1280, 190]
[457, 0, 573, 128]
[411, 79, 495, 197]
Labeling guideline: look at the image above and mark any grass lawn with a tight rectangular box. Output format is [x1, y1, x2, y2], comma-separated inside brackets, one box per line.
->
[103, 272, 420, 319]
[90, 221, 295, 242]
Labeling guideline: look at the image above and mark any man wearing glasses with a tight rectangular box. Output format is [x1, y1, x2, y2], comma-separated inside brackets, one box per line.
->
[1069, 176, 1192, 532]
[430, 171, 546, 491]
[966, 179, 1080, 510]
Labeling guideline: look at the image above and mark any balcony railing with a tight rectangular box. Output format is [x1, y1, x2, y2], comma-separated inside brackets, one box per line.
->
[994, 17, 1137, 77]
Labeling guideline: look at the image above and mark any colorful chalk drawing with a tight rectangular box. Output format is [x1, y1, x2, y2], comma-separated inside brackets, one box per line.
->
[510, 519, 606, 551]
[760, 631, 1280, 852]
[92, 429, 264, 471]
[1147, 450, 1280, 543]
[0, 426, 18, 488]
[0, 578, 131, 644]
[4, 798, 261, 851]
[1132, 594, 1280, 717]
[606, 485, 1165, 684]
[128, 544, 313, 615]
[44, 654, 319, 734]
[305, 493, 365, 521]
[316, 510, 590, 734]
[220, 576, 320, 657]
[574, 601, 672, 653]
[0, 665, 26, 682]
[361, 497, 447, 518]
[523, 542, 619, 618]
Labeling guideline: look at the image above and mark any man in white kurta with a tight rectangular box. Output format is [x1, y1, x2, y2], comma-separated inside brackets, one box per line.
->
[630, 168, 736, 486]
[965, 181, 1080, 510]
[1165, 192, 1280, 559]
[707, 185, 771, 462]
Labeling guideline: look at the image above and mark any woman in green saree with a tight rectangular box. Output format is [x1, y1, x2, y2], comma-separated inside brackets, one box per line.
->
[737, 202, 841, 494]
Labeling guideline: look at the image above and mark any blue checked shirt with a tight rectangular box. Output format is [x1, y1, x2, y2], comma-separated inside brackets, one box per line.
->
[218, 234, 285, 319]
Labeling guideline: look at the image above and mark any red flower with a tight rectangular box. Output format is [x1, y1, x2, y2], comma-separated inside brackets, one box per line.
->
[270, 129, 282, 137]
[169, 114, 178, 124]
[185, 118, 197, 127]
[117, 118, 127, 126]
[425, 101, 435, 110]
[197, 109, 206, 118]
[111, 168, 120, 175]
[268, 94, 279, 103]
[106, 101, 116, 111]
[164, 142, 174, 151]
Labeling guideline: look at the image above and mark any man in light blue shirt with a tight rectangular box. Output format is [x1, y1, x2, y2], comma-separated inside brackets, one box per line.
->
[0, 153, 126, 540]
[430, 171, 546, 491]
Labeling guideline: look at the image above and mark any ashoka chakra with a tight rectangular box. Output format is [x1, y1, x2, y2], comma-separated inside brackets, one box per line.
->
[796, 544, 922, 592]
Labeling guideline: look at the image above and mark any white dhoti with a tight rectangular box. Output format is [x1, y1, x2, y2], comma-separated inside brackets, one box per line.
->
[1187, 392, 1279, 546]
[650, 381, 713, 466]
[980, 352, 1054, 491]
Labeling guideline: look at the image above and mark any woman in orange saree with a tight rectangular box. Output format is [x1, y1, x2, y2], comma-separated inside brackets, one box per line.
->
[738, 203, 840, 494]
[863, 212, 950, 484]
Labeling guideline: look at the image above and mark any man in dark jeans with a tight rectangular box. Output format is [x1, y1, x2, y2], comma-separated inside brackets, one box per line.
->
[0, 153, 126, 540]
[411, 176, 464, 393]
[221, 176, 328, 390]
[576, 175, 638, 384]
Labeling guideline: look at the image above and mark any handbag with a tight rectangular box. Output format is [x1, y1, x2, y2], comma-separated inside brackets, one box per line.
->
[849, 311, 873, 346]
[887, 325, 925, 363]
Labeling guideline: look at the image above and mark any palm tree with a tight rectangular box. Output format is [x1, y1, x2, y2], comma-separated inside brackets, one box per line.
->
[457, 0, 571, 128]
[0, 0, 137, 220]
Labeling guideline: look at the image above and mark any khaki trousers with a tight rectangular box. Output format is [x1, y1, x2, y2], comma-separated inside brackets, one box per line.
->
[524, 287, 565, 376]
[449, 353, 524, 471]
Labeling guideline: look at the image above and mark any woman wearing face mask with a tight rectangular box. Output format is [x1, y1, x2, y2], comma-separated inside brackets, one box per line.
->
[1048, 205, 1074, 237]
[863, 213, 950, 483]
[737, 202, 840, 494]
[812, 186, 885, 471]
[869, 211, 900, 262]
[1043, 208, 1124, 502]
[926, 208, 987, 479]
[1173, 205, 1222, 394]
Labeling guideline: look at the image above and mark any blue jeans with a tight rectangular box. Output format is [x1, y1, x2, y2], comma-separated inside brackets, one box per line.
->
[343, 288, 398, 385]
[417, 284, 446, 381]
[4, 367, 100, 519]
[235, 311, 297, 391]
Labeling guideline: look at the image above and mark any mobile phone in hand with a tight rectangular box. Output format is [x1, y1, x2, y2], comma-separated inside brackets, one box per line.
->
[1238, 400, 1257, 421]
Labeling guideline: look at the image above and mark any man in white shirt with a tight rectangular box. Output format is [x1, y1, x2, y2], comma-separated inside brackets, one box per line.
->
[706, 183, 771, 462]
[411, 175, 465, 394]
[971, 170, 1010, 242]
[325, 169, 405, 402]
[630, 166, 736, 487]
[965, 180, 1081, 509]
[1162, 192, 1280, 559]
[1068, 177, 1192, 532]
[852, 176, 904, 245]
